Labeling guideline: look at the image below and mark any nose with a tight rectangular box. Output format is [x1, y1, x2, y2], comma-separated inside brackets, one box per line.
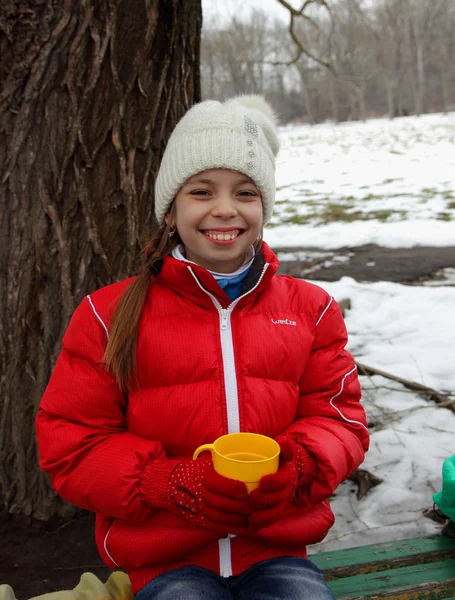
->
[211, 192, 238, 219]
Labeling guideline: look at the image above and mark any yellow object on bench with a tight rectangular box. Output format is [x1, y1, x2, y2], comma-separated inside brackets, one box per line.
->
[0, 572, 132, 600]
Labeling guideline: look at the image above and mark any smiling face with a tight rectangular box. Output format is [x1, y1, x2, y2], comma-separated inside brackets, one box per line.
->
[169, 169, 263, 273]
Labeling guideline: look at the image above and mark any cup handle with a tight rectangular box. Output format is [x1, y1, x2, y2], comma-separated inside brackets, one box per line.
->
[193, 444, 214, 460]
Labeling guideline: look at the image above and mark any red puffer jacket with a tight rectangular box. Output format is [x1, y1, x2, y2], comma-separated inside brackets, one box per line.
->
[36, 243, 369, 594]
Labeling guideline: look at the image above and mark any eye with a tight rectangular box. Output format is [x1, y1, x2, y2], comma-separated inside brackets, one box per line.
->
[190, 189, 211, 196]
[237, 190, 259, 199]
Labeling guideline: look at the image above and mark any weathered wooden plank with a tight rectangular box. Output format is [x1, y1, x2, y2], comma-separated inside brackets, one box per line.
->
[311, 535, 455, 575]
[336, 589, 455, 600]
[320, 547, 455, 580]
[329, 586, 455, 600]
[326, 559, 455, 599]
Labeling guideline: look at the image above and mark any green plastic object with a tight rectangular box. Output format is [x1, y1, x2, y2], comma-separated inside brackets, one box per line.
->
[433, 455, 455, 522]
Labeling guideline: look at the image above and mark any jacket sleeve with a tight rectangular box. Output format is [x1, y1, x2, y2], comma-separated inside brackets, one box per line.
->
[35, 295, 167, 521]
[282, 296, 369, 504]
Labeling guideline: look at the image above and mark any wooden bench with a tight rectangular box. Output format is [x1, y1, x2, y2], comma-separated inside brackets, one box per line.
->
[311, 529, 455, 599]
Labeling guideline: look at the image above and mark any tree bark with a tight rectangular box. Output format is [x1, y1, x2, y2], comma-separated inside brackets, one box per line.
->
[0, 0, 202, 522]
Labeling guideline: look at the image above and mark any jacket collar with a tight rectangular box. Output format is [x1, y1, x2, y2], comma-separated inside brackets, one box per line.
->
[154, 241, 279, 309]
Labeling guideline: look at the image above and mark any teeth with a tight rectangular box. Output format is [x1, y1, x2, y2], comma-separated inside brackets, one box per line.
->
[205, 230, 240, 241]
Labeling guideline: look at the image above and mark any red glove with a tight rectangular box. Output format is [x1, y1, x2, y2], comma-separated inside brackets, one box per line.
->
[141, 457, 250, 536]
[248, 435, 316, 531]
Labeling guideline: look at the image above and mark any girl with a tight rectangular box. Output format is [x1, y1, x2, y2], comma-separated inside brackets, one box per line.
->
[36, 96, 369, 600]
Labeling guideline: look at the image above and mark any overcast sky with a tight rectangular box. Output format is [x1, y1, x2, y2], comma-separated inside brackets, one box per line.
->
[201, 0, 381, 26]
[201, 0, 291, 26]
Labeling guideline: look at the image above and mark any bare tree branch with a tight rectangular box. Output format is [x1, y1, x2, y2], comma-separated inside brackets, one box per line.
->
[278, 0, 327, 17]
[356, 361, 454, 413]
[273, 0, 335, 72]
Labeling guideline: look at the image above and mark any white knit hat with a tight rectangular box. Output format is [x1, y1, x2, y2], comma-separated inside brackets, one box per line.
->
[154, 95, 279, 225]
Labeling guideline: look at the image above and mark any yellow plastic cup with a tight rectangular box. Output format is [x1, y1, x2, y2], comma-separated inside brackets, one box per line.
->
[193, 432, 280, 492]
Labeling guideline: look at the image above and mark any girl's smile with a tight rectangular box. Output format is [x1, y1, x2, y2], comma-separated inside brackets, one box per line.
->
[170, 169, 263, 273]
[200, 228, 245, 243]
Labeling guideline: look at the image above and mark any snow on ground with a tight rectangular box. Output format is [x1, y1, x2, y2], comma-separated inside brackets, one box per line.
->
[308, 277, 455, 553]
[264, 113, 455, 551]
[264, 112, 455, 248]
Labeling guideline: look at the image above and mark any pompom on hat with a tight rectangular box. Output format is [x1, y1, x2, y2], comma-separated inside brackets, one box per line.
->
[154, 95, 280, 225]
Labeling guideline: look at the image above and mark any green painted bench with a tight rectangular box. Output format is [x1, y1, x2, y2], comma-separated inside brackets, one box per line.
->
[311, 531, 455, 599]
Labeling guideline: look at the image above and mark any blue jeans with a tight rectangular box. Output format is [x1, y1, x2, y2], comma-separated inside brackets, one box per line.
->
[135, 556, 336, 600]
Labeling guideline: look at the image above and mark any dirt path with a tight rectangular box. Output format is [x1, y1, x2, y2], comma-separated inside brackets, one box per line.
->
[276, 244, 455, 284]
[0, 512, 107, 597]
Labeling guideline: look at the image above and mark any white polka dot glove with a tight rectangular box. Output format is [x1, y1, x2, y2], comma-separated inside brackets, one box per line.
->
[140, 457, 251, 536]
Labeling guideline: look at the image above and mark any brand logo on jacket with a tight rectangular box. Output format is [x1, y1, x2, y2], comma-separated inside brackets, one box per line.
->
[271, 318, 296, 326]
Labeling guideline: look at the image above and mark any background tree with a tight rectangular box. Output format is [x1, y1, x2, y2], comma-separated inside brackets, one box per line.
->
[201, 0, 455, 123]
[372, 0, 408, 119]
[0, 0, 202, 523]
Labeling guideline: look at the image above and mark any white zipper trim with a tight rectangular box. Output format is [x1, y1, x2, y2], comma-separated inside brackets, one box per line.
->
[103, 521, 120, 568]
[220, 308, 241, 433]
[187, 264, 269, 577]
[187, 265, 269, 437]
[330, 366, 369, 431]
[316, 296, 333, 327]
[219, 536, 233, 577]
[87, 294, 109, 340]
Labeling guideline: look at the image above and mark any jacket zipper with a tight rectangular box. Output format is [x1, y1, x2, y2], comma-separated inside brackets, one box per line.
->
[188, 264, 269, 577]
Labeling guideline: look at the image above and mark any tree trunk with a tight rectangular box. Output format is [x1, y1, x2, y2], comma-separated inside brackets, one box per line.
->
[328, 71, 340, 123]
[415, 42, 425, 115]
[297, 65, 315, 125]
[357, 84, 367, 122]
[0, 0, 202, 523]
[441, 69, 449, 114]
[384, 77, 396, 119]
[346, 83, 357, 121]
